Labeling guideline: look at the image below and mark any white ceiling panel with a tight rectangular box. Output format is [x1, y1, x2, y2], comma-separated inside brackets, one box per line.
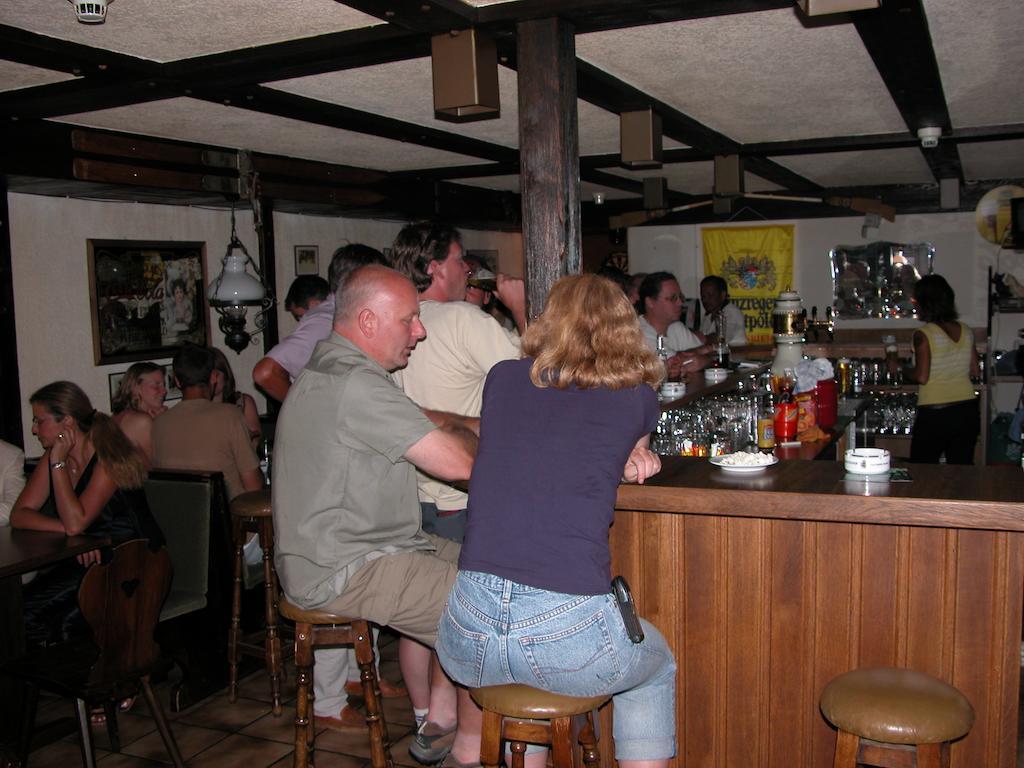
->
[0, 0, 382, 62]
[55, 98, 489, 171]
[271, 61, 641, 156]
[602, 164, 781, 196]
[0, 62, 76, 92]
[577, 9, 908, 144]
[773, 147, 934, 187]
[924, 0, 1024, 128]
[960, 140, 1024, 182]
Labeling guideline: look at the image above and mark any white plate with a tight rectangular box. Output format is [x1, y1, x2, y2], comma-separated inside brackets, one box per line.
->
[709, 455, 779, 473]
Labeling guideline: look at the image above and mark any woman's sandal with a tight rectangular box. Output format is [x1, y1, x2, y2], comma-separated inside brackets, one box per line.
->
[89, 695, 136, 725]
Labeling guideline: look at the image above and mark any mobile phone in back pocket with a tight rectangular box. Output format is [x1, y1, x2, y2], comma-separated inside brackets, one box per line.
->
[611, 576, 644, 644]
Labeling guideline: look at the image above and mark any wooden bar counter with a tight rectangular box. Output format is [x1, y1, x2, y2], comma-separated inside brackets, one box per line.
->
[612, 458, 1024, 768]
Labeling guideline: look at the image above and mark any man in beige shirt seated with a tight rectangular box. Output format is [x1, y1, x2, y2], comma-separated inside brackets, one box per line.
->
[153, 344, 263, 502]
[392, 221, 525, 543]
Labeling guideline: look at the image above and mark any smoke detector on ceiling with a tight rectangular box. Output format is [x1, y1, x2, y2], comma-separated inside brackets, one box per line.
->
[69, 0, 112, 24]
[917, 126, 942, 148]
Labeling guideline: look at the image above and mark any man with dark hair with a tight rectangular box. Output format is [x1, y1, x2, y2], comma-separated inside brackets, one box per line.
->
[392, 222, 525, 545]
[153, 343, 263, 501]
[283, 275, 330, 321]
[253, 244, 389, 402]
[699, 274, 747, 346]
[275, 264, 480, 751]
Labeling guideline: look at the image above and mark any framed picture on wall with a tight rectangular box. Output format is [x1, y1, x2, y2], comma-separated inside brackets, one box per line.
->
[88, 240, 210, 365]
[295, 245, 319, 275]
[165, 368, 182, 403]
[107, 371, 126, 411]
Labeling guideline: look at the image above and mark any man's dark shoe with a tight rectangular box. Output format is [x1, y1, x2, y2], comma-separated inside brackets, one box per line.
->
[409, 720, 456, 764]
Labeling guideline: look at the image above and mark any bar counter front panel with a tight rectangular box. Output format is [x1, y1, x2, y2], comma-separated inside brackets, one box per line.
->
[612, 458, 1024, 768]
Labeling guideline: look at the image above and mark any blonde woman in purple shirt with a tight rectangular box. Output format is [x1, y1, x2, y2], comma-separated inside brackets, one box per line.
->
[436, 274, 676, 768]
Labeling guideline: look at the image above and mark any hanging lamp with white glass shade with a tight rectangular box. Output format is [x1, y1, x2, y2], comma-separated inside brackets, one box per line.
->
[208, 206, 273, 353]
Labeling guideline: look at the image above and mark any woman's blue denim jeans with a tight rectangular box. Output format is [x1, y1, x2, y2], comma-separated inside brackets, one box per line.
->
[437, 570, 676, 761]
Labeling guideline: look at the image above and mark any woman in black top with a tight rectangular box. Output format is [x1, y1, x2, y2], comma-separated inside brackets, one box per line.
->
[12, 381, 163, 646]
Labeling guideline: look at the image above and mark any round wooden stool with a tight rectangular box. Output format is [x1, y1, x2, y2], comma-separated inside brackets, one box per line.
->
[228, 490, 284, 715]
[820, 667, 974, 768]
[470, 684, 610, 768]
[279, 596, 393, 768]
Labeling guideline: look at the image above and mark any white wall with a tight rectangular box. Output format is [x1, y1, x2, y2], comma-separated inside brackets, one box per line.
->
[9, 194, 265, 452]
[8, 193, 524, 450]
[628, 211, 1022, 332]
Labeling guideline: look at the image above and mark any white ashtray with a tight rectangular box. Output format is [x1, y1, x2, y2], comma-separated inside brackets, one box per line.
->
[704, 368, 729, 385]
[844, 448, 890, 475]
[660, 381, 686, 400]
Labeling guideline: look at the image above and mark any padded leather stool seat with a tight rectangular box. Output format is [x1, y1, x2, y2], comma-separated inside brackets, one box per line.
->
[279, 596, 392, 768]
[232, 490, 273, 518]
[471, 684, 610, 768]
[229, 489, 284, 715]
[821, 667, 974, 768]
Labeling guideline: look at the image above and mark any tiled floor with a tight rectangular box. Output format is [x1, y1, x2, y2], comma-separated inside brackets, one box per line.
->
[25, 639, 1024, 767]
[27, 633, 422, 768]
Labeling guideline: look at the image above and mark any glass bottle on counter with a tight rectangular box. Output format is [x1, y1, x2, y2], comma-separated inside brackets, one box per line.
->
[656, 334, 671, 374]
[757, 391, 776, 452]
[712, 314, 730, 369]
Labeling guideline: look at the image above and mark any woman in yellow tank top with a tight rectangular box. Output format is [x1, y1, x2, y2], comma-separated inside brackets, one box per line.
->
[901, 275, 980, 463]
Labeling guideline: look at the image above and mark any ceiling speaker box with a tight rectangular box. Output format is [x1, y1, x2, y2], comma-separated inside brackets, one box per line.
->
[797, 0, 880, 16]
[431, 30, 499, 118]
[643, 177, 668, 209]
[714, 155, 744, 197]
[621, 109, 663, 168]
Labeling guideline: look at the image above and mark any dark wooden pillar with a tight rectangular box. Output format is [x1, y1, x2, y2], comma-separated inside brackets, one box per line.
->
[0, 180, 23, 448]
[257, 197, 280, 418]
[258, 197, 279, 351]
[516, 17, 581, 317]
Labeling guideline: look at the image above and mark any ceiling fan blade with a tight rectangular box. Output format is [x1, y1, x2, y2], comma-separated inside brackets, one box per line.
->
[608, 199, 713, 230]
[824, 196, 896, 222]
[608, 208, 670, 229]
[744, 192, 896, 222]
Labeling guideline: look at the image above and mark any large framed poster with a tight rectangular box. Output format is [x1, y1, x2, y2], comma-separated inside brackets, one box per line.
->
[88, 240, 210, 365]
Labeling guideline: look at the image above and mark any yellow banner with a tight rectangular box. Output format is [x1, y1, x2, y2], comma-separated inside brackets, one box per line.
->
[701, 225, 794, 345]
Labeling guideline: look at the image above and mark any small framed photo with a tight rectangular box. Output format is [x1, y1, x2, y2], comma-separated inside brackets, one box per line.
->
[165, 369, 182, 403]
[108, 371, 127, 411]
[294, 245, 319, 276]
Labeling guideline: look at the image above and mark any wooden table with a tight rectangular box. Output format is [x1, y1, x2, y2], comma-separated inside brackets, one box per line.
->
[0, 527, 110, 745]
[613, 458, 1024, 768]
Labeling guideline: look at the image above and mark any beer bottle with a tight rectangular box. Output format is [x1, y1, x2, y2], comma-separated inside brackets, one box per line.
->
[757, 392, 776, 452]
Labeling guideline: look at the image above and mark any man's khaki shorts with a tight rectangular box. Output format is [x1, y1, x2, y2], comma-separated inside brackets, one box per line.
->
[323, 533, 460, 647]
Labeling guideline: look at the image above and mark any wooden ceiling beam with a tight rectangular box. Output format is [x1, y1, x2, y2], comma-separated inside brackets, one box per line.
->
[190, 85, 518, 164]
[0, 24, 162, 75]
[853, 0, 962, 182]
[575, 59, 821, 192]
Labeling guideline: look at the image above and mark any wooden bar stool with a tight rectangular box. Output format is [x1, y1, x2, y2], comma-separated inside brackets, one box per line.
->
[229, 489, 284, 715]
[820, 667, 974, 768]
[279, 596, 393, 768]
[471, 684, 610, 768]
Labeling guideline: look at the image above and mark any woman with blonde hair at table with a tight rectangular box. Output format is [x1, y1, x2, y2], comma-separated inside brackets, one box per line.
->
[111, 361, 167, 464]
